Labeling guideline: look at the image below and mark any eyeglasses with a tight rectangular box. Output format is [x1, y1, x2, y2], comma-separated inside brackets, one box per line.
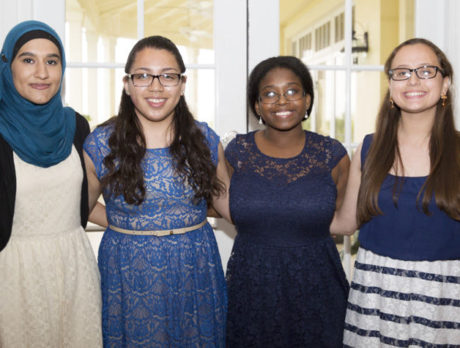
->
[259, 88, 306, 104]
[127, 73, 183, 87]
[388, 65, 444, 81]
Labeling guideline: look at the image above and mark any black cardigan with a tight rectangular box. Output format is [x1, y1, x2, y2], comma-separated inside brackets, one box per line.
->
[0, 113, 90, 251]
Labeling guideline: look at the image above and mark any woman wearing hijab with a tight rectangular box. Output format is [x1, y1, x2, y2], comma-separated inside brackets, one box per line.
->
[0, 20, 102, 347]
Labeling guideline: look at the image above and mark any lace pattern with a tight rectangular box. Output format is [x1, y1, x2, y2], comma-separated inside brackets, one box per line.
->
[225, 131, 349, 347]
[84, 121, 226, 347]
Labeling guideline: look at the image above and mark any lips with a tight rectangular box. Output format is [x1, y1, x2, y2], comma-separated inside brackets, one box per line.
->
[404, 91, 426, 97]
[30, 83, 50, 90]
[274, 110, 293, 118]
[146, 98, 166, 107]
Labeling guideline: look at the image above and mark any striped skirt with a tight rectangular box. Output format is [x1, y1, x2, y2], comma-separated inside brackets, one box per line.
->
[344, 248, 460, 347]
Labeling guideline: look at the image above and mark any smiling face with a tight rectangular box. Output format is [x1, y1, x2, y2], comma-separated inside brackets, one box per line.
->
[255, 67, 311, 132]
[123, 47, 185, 127]
[389, 43, 449, 117]
[11, 38, 62, 104]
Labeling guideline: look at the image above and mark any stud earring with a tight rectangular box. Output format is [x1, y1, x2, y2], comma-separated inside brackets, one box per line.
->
[441, 94, 447, 107]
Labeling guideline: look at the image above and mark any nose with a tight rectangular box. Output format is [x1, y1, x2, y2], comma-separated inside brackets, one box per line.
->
[34, 61, 49, 79]
[148, 75, 164, 91]
[407, 70, 420, 85]
[276, 93, 289, 104]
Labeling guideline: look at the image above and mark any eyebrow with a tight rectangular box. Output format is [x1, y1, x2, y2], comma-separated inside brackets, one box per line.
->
[392, 63, 434, 69]
[17, 51, 61, 60]
[132, 67, 180, 73]
[261, 82, 302, 89]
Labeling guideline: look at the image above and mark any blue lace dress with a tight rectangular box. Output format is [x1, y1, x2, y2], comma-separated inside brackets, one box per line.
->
[84, 121, 226, 347]
[225, 131, 349, 347]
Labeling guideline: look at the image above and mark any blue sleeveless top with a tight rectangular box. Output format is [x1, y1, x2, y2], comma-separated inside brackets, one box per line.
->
[358, 134, 460, 261]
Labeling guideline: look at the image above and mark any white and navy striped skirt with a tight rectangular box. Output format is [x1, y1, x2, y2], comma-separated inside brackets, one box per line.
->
[344, 248, 460, 347]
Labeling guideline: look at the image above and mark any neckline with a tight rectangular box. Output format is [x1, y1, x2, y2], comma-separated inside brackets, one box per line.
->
[387, 172, 428, 180]
[251, 130, 307, 160]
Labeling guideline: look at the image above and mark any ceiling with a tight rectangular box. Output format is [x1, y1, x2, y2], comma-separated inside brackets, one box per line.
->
[68, 0, 213, 48]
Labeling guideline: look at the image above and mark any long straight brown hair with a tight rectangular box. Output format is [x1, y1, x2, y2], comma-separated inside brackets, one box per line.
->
[357, 38, 460, 225]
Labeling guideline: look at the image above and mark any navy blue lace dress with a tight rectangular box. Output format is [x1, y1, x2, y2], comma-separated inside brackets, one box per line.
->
[84, 121, 226, 347]
[225, 131, 349, 347]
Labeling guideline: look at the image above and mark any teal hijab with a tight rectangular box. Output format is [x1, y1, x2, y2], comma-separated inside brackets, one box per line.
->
[0, 20, 75, 167]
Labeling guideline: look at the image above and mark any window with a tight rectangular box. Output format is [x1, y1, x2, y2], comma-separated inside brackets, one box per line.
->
[65, 0, 216, 128]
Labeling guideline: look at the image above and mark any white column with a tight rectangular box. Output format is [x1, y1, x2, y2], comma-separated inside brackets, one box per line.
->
[66, 11, 83, 113]
[247, 0, 280, 131]
[214, 0, 248, 135]
[416, 0, 460, 128]
[86, 30, 98, 123]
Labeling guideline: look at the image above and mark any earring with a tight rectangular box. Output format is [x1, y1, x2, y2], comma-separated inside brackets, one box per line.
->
[441, 94, 447, 107]
[258, 116, 263, 125]
[389, 97, 394, 109]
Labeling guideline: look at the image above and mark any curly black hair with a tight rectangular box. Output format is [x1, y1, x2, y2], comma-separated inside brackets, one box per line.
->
[247, 56, 314, 121]
[100, 35, 224, 206]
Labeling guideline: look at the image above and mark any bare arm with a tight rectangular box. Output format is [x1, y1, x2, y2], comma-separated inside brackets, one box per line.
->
[84, 151, 103, 213]
[210, 143, 232, 222]
[329, 142, 363, 235]
[331, 154, 350, 211]
[88, 201, 108, 227]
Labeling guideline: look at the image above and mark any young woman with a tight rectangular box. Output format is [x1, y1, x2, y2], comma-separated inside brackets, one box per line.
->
[331, 38, 460, 346]
[0, 20, 102, 347]
[84, 35, 230, 346]
[225, 56, 350, 347]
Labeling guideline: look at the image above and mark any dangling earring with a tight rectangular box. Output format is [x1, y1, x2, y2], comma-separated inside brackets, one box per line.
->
[441, 94, 447, 107]
[258, 116, 263, 125]
[389, 97, 394, 109]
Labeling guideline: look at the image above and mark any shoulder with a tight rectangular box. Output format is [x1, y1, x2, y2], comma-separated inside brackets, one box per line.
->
[307, 131, 346, 153]
[196, 120, 217, 137]
[360, 133, 374, 163]
[226, 132, 253, 152]
[86, 122, 114, 144]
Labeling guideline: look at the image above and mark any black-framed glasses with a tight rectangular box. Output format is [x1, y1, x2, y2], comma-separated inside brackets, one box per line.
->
[259, 88, 306, 104]
[388, 65, 444, 81]
[127, 73, 183, 87]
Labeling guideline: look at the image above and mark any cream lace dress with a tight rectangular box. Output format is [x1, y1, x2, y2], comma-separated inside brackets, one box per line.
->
[0, 147, 102, 348]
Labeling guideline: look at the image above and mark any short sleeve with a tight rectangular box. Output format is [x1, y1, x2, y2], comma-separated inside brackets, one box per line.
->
[197, 121, 220, 165]
[224, 136, 239, 169]
[83, 125, 113, 179]
[328, 137, 347, 169]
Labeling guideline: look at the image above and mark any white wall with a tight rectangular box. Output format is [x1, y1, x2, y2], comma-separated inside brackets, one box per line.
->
[0, 0, 65, 44]
[415, 0, 460, 128]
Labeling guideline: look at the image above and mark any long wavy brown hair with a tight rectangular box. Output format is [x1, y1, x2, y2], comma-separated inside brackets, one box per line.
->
[357, 38, 460, 224]
[100, 36, 224, 205]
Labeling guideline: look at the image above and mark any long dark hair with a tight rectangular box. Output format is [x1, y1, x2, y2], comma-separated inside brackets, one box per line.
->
[100, 36, 224, 205]
[357, 38, 460, 224]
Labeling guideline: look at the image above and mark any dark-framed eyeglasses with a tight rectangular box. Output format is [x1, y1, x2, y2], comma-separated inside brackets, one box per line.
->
[127, 72, 183, 87]
[258, 88, 306, 104]
[388, 65, 444, 81]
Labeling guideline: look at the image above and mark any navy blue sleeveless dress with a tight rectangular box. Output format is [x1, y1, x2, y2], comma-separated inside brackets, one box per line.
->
[225, 131, 349, 347]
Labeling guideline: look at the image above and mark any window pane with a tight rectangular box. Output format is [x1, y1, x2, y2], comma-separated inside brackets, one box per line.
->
[351, 70, 385, 143]
[353, 0, 415, 65]
[65, 0, 138, 64]
[184, 69, 216, 128]
[281, 0, 415, 66]
[65, 0, 215, 126]
[144, 1, 214, 65]
[64, 68, 125, 127]
[281, 0, 345, 66]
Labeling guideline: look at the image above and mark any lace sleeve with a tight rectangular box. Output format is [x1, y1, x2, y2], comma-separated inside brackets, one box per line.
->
[83, 126, 112, 179]
[328, 137, 348, 169]
[197, 121, 220, 165]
